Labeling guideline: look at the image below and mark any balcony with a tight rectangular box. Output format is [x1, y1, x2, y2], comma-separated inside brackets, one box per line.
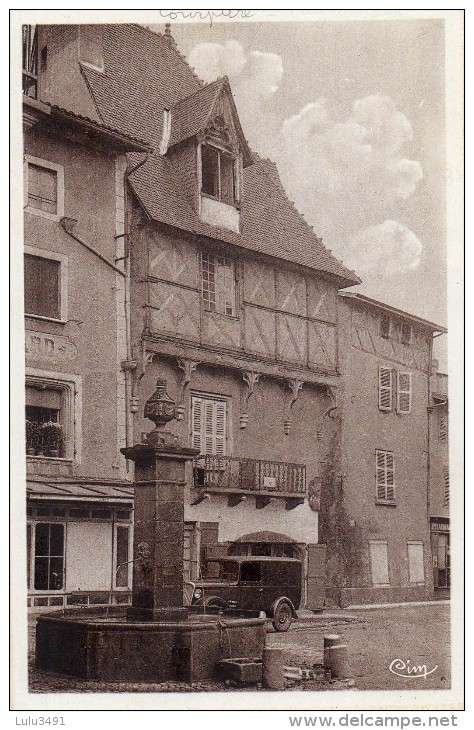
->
[192, 456, 306, 510]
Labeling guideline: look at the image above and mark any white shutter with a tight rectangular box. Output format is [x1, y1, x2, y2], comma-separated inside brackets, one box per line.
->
[439, 412, 448, 441]
[204, 400, 215, 455]
[385, 452, 395, 501]
[397, 372, 411, 414]
[191, 396, 227, 455]
[214, 401, 226, 456]
[191, 397, 203, 452]
[379, 367, 393, 411]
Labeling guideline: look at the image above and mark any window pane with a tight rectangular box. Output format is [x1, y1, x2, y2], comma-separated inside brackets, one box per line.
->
[201, 146, 219, 197]
[115, 526, 130, 587]
[49, 557, 64, 589]
[49, 524, 64, 556]
[220, 153, 235, 204]
[24, 254, 60, 319]
[35, 523, 50, 556]
[34, 557, 49, 590]
[27, 524, 32, 589]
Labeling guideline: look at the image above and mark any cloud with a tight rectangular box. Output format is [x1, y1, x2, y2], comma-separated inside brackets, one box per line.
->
[188, 40, 247, 83]
[188, 40, 283, 100]
[344, 220, 423, 276]
[187, 40, 424, 279]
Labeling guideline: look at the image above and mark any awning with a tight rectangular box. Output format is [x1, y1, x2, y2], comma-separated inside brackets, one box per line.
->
[233, 531, 297, 544]
[27, 479, 134, 503]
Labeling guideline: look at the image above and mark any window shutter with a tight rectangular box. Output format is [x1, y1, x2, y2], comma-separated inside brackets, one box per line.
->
[214, 401, 226, 456]
[376, 450, 395, 502]
[439, 412, 448, 441]
[378, 367, 393, 411]
[191, 397, 203, 452]
[192, 396, 227, 456]
[397, 372, 412, 414]
[444, 465, 449, 506]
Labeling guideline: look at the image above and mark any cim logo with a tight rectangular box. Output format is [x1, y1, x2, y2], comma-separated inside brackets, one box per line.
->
[389, 658, 438, 679]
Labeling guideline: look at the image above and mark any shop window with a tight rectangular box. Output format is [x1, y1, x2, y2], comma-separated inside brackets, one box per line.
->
[201, 144, 236, 205]
[369, 540, 389, 586]
[375, 450, 396, 503]
[24, 156, 64, 220]
[201, 253, 236, 316]
[33, 523, 65, 591]
[407, 541, 425, 584]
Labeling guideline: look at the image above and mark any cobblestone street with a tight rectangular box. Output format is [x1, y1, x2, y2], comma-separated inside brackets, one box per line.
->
[28, 603, 450, 693]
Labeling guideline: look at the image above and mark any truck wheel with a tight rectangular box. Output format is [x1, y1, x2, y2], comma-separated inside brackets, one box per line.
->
[204, 596, 227, 611]
[272, 601, 293, 632]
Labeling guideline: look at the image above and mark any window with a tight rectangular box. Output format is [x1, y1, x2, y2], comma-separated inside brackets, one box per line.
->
[24, 156, 64, 220]
[369, 540, 389, 586]
[79, 25, 103, 70]
[444, 465, 449, 506]
[240, 562, 262, 582]
[407, 541, 425, 584]
[201, 253, 236, 316]
[380, 314, 391, 339]
[33, 523, 65, 590]
[192, 395, 227, 456]
[378, 366, 412, 414]
[375, 450, 395, 503]
[201, 144, 236, 205]
[378, 367, 393, 411]
[396, 372, 412, 414]
[24, 254, 60, 319]
[25, 371, 80, 461]
[400, 321, 412, 345]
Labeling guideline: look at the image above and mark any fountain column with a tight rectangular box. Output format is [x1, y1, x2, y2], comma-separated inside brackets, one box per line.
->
[121, 378, 198, 621]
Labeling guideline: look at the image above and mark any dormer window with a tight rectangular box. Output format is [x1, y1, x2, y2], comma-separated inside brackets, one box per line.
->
[201, 145, 236, 206]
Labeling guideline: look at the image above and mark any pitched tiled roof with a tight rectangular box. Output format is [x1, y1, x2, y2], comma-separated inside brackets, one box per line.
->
[76, 24, 359, 286]
[168, 77, 225, 148]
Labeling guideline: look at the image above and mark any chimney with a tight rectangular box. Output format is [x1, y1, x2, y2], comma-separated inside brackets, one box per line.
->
[162, 23, 176, 48]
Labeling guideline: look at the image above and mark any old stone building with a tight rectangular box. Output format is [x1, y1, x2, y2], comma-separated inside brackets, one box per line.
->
[22, 25, 150, 609]
[324, 293, 447, 606]
[22, 22, 448, 610]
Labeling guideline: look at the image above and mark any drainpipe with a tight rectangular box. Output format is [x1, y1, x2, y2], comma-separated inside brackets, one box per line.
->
[121, 152, 151, 452]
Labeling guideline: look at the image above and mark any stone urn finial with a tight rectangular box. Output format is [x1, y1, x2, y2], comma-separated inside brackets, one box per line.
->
[144, 378, 176, 429]
[143, 379, 178, 446]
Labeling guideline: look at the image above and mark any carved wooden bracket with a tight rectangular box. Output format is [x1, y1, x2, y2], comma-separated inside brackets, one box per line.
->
[130, 349, 155, 413]
[240, 371, 260, 428]
[324, 385, 338, 419]
[176, 358, 200, 420]
[284, 379, 304, 434]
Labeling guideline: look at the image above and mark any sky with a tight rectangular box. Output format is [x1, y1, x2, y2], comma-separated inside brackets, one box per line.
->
[151, 14, 448, 363]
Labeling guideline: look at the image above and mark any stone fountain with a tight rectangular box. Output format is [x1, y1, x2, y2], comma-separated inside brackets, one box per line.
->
[35, 379, 266, 683]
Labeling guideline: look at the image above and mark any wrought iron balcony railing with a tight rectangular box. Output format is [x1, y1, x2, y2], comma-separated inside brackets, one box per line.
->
[193, 455, 306, 506]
